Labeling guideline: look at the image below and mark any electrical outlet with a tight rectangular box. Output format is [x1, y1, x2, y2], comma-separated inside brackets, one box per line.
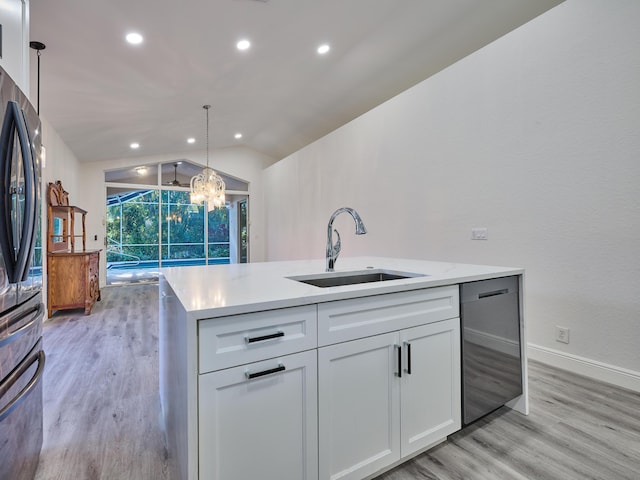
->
[556, 326, 570, 344]
[471, 227, 488, 240]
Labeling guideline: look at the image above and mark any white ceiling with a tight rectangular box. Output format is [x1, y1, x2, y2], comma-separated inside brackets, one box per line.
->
[29, 0, 563, 163]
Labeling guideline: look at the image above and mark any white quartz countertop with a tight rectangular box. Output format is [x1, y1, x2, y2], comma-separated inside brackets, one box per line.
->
[160, 257, 524, 319]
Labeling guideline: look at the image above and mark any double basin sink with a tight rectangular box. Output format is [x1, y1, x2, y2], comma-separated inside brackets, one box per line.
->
[288, 269, 426, 288]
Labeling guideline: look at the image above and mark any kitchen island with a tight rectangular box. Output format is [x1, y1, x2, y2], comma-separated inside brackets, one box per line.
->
[159, 257, 527, 480]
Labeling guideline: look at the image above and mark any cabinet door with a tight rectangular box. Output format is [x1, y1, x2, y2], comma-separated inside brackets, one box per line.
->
[318, 332, 400, 480]
[48, 255, 85, 305]
[400, 318, 461, 456]
[199, 350, 318, 480]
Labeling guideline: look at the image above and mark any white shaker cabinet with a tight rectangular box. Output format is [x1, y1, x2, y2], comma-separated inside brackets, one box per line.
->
[317, 286, 461, 480]
[199, 349, 318, 480]
[318, 320, 460, 480]
[318, 333, 401, 480]
[399, 319, 461, 457]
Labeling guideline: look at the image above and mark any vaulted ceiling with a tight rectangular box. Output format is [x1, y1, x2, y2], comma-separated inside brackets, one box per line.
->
[29, 0, 563, 163]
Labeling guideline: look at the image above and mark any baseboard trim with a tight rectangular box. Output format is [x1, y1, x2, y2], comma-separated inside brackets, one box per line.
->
[528, 343, 640, 393]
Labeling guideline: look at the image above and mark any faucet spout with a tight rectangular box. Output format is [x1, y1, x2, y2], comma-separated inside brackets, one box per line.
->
[326, 207, 367, 272]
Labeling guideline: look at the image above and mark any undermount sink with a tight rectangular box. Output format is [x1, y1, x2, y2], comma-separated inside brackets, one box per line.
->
[288, 269, 426, 288]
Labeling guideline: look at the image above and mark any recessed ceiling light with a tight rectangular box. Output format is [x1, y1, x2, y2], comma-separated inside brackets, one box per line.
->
[126, 33, 144, 45]
[187, 137, 196, 144]
[130, 142, 140, 149]
[234, 133, 243, 139]
[237, 39, 251, 51]
[135, 166, 147, 175]
[317, 44, 330, 55]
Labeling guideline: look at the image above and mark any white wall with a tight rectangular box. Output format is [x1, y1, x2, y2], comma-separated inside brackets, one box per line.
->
[0, 0, 30, 90]
[78, 146, 276, 286]
[263, 0, 640, 388]
[41, 117, 81, 190]
[39, 116, 80, 318]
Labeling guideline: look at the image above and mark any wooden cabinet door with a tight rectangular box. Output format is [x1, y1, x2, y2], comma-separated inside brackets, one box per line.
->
[198, 349, 318, 480]
[48, 255, 85, 306]
[318, 332, 400, 480]
[399, 318, 461, 457]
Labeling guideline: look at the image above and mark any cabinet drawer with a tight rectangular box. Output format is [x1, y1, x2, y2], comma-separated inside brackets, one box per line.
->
[318, 286, 459, 346]
[199, 305, 318, 373]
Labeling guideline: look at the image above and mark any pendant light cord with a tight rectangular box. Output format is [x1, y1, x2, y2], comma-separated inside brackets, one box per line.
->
[203, 105, 211, 168]
[36, 50, 41, 114]
[29, 41, 47, 115]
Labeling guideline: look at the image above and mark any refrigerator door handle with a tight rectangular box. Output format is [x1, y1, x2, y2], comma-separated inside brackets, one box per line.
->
[17, 108, 38, 282]
[0, 302, 44, 348]
[0, 101, 36, 283]
[0, 103, 14, 276]
[0, 349, 45, 422]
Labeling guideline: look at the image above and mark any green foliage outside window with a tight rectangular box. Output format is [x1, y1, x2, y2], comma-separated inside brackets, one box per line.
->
[106, 189, 230, 265]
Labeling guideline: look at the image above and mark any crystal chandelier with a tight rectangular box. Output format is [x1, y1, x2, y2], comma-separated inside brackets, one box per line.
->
[190, 105, 226, 211]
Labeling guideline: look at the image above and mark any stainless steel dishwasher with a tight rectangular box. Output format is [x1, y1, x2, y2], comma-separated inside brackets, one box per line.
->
[460, 276, 522, 425]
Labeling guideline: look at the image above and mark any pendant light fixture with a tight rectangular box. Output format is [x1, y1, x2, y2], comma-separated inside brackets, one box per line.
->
[29, 41, 46, 114]
[190, 105, 226, 211]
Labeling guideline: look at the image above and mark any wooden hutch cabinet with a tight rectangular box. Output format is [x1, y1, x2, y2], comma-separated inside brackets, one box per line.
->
[47, 181, 101, 318]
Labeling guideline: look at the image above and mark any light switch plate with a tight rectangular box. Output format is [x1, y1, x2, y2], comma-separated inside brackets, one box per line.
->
[556, 326, 570, 344]
[471, 227, 488, 240]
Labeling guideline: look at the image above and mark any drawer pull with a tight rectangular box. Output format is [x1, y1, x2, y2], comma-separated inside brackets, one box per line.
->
[245, 331, 285, 344]
[245, 364, 285, 380]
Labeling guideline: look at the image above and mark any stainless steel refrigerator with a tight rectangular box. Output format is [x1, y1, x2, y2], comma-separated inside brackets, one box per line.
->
[0, 65, 45, 480]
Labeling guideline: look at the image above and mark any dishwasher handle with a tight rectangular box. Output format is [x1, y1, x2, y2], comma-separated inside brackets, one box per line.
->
[478, 289, 508, 299]
[461, 276, 519, 303]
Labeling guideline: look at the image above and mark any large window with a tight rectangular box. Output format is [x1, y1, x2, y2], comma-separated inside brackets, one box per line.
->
[107, 189, 160, 265]
[105, 160, 248, 281]
[161, 190, 205, 263]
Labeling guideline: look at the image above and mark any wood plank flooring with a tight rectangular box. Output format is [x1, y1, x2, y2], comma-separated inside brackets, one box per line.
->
[35, 283, 640, 480]
[377, 361, 640, 480]
[36, 284, 168, 480]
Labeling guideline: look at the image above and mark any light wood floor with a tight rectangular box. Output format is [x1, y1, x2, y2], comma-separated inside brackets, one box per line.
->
[36, 284, 168, 480]
[35, 283, 640, 480]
